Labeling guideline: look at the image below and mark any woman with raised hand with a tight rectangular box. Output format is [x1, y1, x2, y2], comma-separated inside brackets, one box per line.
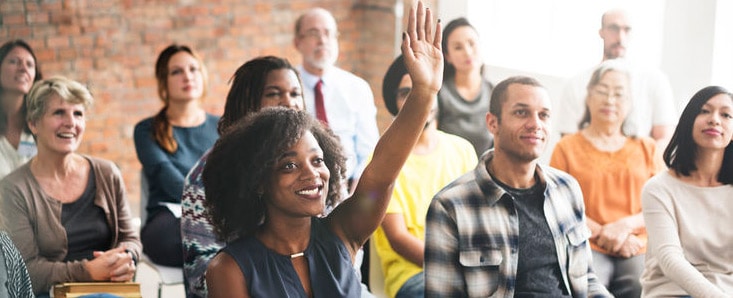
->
[640, 86, 733, 297]
[0, 39, 42, 180]
[134, 44, 219, 267]
[0, 76, 140, 296]
[203, 2, 442, 296]
[181, 56, 304, 297]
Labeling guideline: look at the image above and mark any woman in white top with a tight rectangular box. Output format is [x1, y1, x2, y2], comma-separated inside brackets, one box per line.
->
[640, 85, 733, 297]
[0, 40, 42, 180]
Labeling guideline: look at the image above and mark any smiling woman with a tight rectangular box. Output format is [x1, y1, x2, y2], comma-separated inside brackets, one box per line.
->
[0, 39, 43, 180]
[0, 76, 141, 296]
[201, 2, 444, 296]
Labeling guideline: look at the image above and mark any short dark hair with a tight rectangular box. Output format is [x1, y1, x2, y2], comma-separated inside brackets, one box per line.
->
[0, 39, 43, 136]
[664, 86, 733, 184]
[218, 56, 302, 135]
[489, 76, 544, 121]
[381, 55, 407, 116]
[203, 108, 346, 241]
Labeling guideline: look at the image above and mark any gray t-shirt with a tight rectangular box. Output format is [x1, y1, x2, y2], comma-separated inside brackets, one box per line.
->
[437, 77, 494, 156]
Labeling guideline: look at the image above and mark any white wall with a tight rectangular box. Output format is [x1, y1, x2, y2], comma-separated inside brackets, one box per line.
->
[438, 0, 728, 163]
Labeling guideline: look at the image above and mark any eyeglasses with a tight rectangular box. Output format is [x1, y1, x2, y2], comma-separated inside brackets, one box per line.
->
[590, 88, 627, 100]
[299, 29, 339, 40]
[602, 24, 631, 34]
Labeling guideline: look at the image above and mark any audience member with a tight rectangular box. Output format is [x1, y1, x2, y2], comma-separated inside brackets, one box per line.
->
[373, 54, 476, 298]
[557, 9, 676, 152]
[438, 17, 494, 156]
[293, 7, 379, 189]
[203, 3, 441, 296]
[134, 44, 219, 267]
[640, 86, 733, 297]
[0, 218, 33, 298]
[550, 60, 660, 297]
[425, 76, 612, 297]
[181, 56, 304, 297]
[0, 76, 140, 296]
[0, 40, 42, 180]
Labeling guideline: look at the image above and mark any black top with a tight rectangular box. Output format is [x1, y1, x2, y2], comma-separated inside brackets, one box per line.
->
[492, 175, 570, 297]
[62, 169, 111, 262]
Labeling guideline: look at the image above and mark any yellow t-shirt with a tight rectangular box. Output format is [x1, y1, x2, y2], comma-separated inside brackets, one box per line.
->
[550, 132, 660, 254]
[373, 131, 477, 297]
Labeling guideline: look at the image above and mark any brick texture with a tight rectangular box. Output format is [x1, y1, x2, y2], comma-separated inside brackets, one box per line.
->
[2, 0, 440, 217]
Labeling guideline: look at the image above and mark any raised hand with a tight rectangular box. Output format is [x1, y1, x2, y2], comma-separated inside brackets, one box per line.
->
[402, 1, 443, 95]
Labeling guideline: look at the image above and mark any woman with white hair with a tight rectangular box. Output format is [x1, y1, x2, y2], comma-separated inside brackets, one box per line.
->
[0, 76, 141, 296]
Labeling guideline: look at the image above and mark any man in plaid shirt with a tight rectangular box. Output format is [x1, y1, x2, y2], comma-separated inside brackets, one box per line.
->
[424, 76, 611, 297]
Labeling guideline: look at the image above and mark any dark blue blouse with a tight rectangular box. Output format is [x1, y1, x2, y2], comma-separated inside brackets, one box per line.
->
[223, 218, 361, 297]
[133, 114, 219, 220]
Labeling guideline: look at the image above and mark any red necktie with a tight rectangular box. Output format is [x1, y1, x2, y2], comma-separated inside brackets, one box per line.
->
[315, 79, 329, 126]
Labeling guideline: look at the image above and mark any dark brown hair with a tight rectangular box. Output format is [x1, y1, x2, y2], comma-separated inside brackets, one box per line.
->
[152, 44, 208, 154]
[0, 39, 42, 136]
[218, 56, 302, 135]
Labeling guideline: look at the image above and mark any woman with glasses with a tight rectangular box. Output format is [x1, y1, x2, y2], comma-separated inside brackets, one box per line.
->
[551, 59, 660, 297]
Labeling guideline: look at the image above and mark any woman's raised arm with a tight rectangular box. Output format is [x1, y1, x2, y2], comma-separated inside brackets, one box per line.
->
[327, 1, 443, 254]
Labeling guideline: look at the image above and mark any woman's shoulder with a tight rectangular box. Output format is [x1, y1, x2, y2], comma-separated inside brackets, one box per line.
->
[83, 155, 122, 177]
[134, 117, 155, 129]
[0, 162, 33, 188]
[554, 132, 586, 149]
[133, 117, 155, 137]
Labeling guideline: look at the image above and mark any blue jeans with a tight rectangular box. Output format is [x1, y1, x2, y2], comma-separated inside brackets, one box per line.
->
[395, 272, 424, 298]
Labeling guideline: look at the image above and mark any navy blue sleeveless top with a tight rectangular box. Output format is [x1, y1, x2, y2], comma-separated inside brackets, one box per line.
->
[223, 217, 361, 297]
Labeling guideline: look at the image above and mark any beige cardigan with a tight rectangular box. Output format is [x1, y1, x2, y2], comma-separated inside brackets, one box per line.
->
[0, 155, 141, 294]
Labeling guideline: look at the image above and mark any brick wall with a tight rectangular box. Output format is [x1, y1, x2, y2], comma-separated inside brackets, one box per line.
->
[1, 0, 439, 217]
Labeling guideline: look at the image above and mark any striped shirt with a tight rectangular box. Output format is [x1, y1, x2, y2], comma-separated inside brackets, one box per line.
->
[425, 150, 612, 297]
[0, 231, 33, 298]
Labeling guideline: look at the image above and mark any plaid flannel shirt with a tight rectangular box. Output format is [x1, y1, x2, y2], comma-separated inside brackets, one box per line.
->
[425, 150, 612, 297]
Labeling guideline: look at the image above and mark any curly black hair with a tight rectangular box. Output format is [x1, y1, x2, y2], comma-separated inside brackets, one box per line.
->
[203, 108, 346, 241]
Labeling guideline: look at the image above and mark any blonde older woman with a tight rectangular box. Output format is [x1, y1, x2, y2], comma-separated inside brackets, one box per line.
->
[0, 76, 140, 296]
[551, 59, 660, 297]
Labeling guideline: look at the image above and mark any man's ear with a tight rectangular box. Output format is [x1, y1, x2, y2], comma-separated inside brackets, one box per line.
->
[486, 112, 499, 135]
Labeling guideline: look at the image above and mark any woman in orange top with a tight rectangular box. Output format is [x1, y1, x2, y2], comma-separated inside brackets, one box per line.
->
[550, 59, 660, 298]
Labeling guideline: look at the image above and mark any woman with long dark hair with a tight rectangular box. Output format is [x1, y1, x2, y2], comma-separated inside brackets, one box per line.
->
[133, 44, 218, 267]
[0, 39, 42, 179]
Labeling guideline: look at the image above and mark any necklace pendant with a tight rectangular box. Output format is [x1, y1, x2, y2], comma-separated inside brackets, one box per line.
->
[290, 252, 305, 259]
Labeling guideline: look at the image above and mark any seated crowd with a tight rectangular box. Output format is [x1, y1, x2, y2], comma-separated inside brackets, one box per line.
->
[0, 2, 731, 297]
